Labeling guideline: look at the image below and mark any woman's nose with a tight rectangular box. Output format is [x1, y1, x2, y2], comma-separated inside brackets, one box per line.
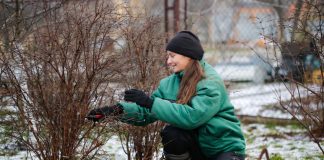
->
[166, 57, 172, 66]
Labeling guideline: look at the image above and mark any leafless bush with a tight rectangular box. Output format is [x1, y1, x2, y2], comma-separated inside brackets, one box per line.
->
[115, 13, 168, 160]
[0, 0, 128, 159]
[259, 0, 323, 154]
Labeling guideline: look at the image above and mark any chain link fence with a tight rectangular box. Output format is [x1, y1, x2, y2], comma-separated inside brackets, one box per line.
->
[135, 0, 300, 118]
[183, 0, 290, 118]
[137, 0, 296, 84]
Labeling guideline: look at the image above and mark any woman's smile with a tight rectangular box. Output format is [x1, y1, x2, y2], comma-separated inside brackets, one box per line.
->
[166, 51, 191, 73]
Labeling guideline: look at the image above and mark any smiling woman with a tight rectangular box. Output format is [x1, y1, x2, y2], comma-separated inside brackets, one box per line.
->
[87, 31, 246, 160]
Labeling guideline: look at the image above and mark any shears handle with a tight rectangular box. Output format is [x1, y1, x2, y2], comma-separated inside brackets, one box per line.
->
[86, 114, 104, 120]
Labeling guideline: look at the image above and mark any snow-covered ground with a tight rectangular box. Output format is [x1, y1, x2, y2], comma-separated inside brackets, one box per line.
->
[243, 123, 324, 160]
[3, 123, 323, 160]
[229, 82, 313, 119]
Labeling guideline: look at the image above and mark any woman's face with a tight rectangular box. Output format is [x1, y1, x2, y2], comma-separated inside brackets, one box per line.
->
[166, 51, 191, 73]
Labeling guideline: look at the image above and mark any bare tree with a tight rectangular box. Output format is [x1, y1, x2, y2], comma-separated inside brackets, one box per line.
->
[115, 12, 168, 159]
[260, 0, 323, 154]
[0, 0, 128, 159]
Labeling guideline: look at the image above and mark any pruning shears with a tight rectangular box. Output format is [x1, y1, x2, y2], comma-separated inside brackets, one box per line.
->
[85, 114, 105, 126]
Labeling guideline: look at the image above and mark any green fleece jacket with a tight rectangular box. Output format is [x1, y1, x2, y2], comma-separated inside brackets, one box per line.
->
[118, 60, 245, 157]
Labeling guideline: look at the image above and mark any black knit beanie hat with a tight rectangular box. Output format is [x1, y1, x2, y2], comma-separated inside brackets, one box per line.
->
[166, 31, 204, 60]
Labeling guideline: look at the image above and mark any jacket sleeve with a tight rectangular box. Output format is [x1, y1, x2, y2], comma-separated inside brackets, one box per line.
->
[150, 80, 224, 130]
[118, 86, 163, 126]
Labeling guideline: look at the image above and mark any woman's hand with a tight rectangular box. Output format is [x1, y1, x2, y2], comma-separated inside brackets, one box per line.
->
[124, 89, 154, 109]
